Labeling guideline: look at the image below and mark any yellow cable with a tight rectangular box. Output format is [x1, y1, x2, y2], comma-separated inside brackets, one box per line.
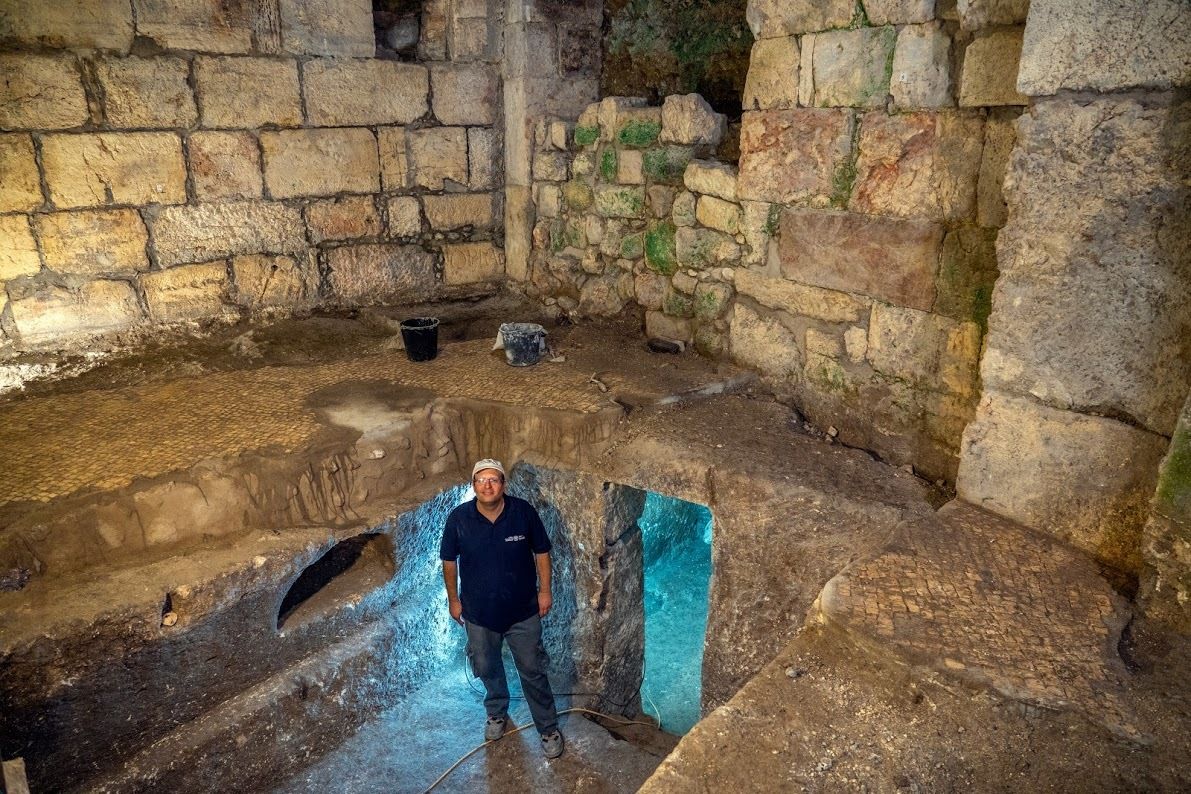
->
[420, 707, 661, 794]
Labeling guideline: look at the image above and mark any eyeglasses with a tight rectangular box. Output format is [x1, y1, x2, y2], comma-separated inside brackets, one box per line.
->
[473, 476, 502, 486]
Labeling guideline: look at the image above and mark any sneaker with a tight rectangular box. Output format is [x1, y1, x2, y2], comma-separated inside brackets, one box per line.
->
[484, 715, 507, 742]
[541, 730, 564, 759]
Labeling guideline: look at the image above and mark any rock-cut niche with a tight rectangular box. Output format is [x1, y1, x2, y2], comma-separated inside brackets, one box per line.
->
[276, 533, 397, 633]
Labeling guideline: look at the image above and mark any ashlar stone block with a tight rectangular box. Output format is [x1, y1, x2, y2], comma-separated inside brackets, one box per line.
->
[133, 0, 253, 54]
[695, 196, 742, 235]
[423, 193, 495, 230]
[891, 23, 953, 110]
[746, 0, 854, 38]
[468, 127, 501, 190]
[97, 56, 197, 129]
[959, 28, 1028, 106]
[865, 0, 935, 25]
[408, 127, 468, 190]
[683, 160, 738, 202]
[676, 227, 740, 268]
[443, 241, 504, 285]
[305, 195, 380, 243]
[188, 131, 263, 201]
[41, 132, 186, 208]
[743, 37, 800, 111]
[813, 27, 898, 108]
[325, 243, 438, 305]
[734, 268, 869, 323]
[35, 209, 149, 275]
[0, 215, 40, 281]
[977, 110, 1017, 228]
[280, 0, 374, 57]
[195, 57, 302, 129]
[140, 261, 230, 323]
[385, 196, 422, 237]
[778, 209, 942, 311]
[232, 253, 318, 309]
[152, 200, 305, 266]
[377, 127, 409, 190]
[867, 302, 981, 396]
[9, 280, 143, 345]
[261, 128, 380, 199]
[738, 109, 853, 204]
[0, 134, 42, 212]
[730, 301, 800, 379]
[957, 0, 1029, 30]
[660, 94, 726, 147]
[304, 60, 429, 126]
[0, 54, 88, 130]
[430, 64, 496, 125]
[851, 111, 984, 221]
[0, 0, 134, 50]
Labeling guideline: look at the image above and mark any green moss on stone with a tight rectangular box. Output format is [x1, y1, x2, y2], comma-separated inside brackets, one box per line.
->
[645, 221, 678, 275]
[617, 120, 662, 148]
[563, 181, 594, 211]
[620, 233, 645, 260]
[594, 186, 647, 218]
[600, 149, 618, 181]
[574, 125, 600, 147]
[549, 220, 566, 253]
[663, 292, 695, 318]
[694, 285, 728, 319]
[1157, 424, 1191, 517]
[643, 147, 692, 184]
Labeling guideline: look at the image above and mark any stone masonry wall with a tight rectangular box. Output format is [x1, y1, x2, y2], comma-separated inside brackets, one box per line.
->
[0, 0, 505, 352]
[956, 0, 1191, 582]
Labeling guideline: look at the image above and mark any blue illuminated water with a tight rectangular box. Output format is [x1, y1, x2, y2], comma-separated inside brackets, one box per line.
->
[640, 492, 713, 735]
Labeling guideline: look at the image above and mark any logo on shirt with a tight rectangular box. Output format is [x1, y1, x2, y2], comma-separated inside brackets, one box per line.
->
[505, 534, 526, 542]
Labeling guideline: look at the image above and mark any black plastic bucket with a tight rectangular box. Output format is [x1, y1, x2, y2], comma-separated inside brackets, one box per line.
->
[500, 322, 547, 367]
[399, 317, 439, 362]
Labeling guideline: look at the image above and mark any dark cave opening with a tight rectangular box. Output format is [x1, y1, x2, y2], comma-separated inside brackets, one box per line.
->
[276, 532, 396, 633]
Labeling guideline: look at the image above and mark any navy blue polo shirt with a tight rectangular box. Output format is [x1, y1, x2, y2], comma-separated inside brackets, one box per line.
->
[440, 494, 552, 633]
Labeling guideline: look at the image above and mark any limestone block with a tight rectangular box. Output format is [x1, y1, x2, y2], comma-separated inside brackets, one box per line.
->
[683, 160, 738, 202]
[140, 262, 229, 323]
[634, 271, 667, 310]
[232, 253, 317, 309]
[696, 196, 742, 235]
[0, 215, 40, 281]
[1019, 0, 1190, 94]
[96, 56, 196, 129]
[740, 200, 775, 266]
[450, 16, 490, 62]
[8, 280, 142, 344]
[0, 134, 42, 212]
[536, 184, 561, 218]
[957, 390, 1170, 573]
[956, 0, 1029, 30]
[188, 131, 262, 201]
[594, 186, 647, 219]
[976, 110, 1017, 228]
[738, 109, 853, 204]
[648, 186, 675, 218]
[959, 28, 1028, 106]
[430, 64, 496, 125]
[304, 60, 429, 126]
[468, 127, 500, 190]
[672, 191, 697, 227]
[798, 33, 816, 105]
[35, 209, 149, 275]
[734, 268, 868, 323]
[676, 227, 740, 268]
[813, 27, 897, 108]
[844, 325, 868, 362]
[851, 111, 983, 221]
[41, 132, 185, 209]
[133, 0, 254, 52]
[579, 273, 626, 317]
[408, 127, 468, 189]
[865, 0, 935, 25]
[418, 0, 448, 60]
[730, 301, 800, 378]
[1141, 394, 1191, 629]
[423, 193, 495, 230]
[778, 209, 942, 311]
[694, 281, 733, 320]
[195, 57, 302, 129]
[533, 151, 570, 182]
[934, 227, 998, 327]
[0, 0, 133, 50]
[305, 196, 380, 243]
[279, 0, 374, 57]
[562, 181, 593, 212]
[805, 327, 843, 358]
[660, 94, 727, 147]
[891, 23, 953, 110]
[377, 127, 408, 190]
[385, 196, 422, 237]
[260, 128, 380, 199]
[325, 244, 437, 305]
[746, 0, 854, 38]
[743, 37, 800, 111]
[984, 94, 1191, 435]
[152, 200, 306, 266]
[443, 241, 503, 285]
[868, 303, 981, 396]
[645, 310, 693, 343]
[617, 150, 644, 184]
[0, 54, 88, 130]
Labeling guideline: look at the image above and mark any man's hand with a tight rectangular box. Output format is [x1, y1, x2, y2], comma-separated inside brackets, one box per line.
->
[537, 590, 553, 618]
[448, 597, 464, 625]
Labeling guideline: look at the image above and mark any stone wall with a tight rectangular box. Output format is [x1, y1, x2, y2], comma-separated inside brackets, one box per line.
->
[0, 0, 505, 352]
[956, 0, 1191, 580]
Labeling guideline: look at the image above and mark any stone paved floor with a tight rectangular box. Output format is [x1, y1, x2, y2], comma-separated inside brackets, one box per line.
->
[819, 500, 1141, 740]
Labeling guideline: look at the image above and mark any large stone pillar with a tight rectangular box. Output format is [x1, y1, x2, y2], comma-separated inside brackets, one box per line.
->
[957, 0, 1191, 577]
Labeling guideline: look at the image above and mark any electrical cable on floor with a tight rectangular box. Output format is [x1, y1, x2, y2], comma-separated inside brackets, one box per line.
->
[420, 707, 662, 794]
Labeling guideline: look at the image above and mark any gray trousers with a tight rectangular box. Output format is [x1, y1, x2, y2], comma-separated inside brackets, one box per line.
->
[465, 614, 559, 735]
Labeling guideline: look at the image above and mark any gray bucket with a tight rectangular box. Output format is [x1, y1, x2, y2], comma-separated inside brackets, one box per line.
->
[500, 322, 547, 367]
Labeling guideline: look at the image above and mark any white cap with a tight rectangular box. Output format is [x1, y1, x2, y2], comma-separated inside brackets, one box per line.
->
[472, 458, 505, 478]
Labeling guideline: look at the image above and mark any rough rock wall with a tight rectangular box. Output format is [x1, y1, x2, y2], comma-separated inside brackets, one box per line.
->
[0, 0, 505, 353]
[1142, 393, 1191, 630]
[956, 0, 1191, 579]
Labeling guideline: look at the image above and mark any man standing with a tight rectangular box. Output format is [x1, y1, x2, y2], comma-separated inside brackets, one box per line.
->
[440, 459, 564, 759]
